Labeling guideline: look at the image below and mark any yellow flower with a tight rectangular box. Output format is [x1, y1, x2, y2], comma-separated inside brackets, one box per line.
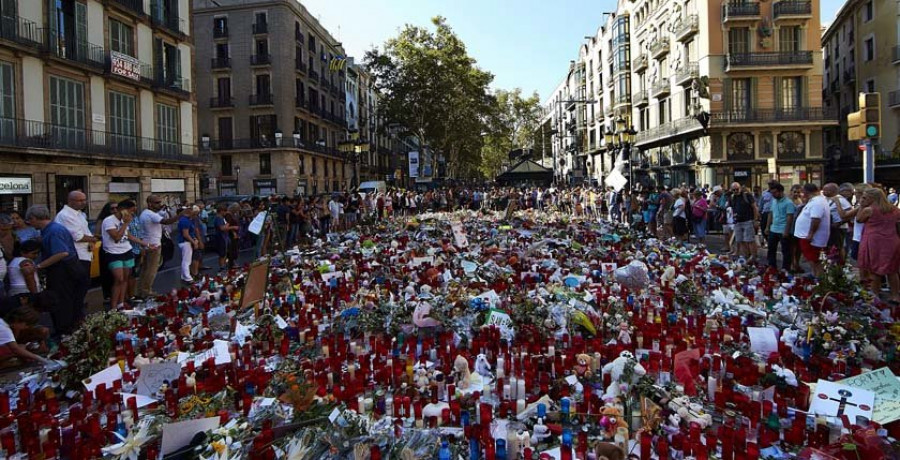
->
[212, 441, 227, 454]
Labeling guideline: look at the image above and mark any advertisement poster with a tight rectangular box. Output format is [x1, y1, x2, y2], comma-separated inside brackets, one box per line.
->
[408, 151, 419, 178]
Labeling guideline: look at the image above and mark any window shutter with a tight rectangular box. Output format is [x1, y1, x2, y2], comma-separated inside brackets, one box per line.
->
[724, 78, 732, 113]
[47, 0, 58, 35]
[801, 76, 809, 108]
[175, 47, 182, 81]
[75, 2, 87, 57]
[750, 77, 758, 111]
[774, 77, 782, 111]
[154, 38, 163, 81]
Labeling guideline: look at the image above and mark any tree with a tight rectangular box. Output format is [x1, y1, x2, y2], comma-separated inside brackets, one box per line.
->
[365, 17, 495, 179]
[479, 88, 543, 178]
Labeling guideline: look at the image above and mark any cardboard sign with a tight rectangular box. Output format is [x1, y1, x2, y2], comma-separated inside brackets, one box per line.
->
[83, 364, 122, 393]
[160, 416, 220, 455]
[135, 362, 181, 396]
[809, 380, 875, 423]
[239, 260, 269, 310]
[839, 367, 900, 424]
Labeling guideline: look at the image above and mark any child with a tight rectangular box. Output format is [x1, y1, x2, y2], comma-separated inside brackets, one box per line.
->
[0, 307, 52, 368]
[723, 205, 735, 254]
[7, 239, 41, 297]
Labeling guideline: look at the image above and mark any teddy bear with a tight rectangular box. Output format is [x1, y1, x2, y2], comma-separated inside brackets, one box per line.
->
[575, 353, 594, 378]
[668, 395, 713, 429]
[599, 406, 628, 440]
[601, 350, 647, 401]
[592, 442, 626, 460]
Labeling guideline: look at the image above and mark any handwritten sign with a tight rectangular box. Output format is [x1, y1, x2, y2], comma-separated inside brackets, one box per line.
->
[809, 380, 875, 423]
[747, 327, 779, 357]
[160, 416, 220, 455]
[484, 308, 514, 340]
[839, 367, 900, 424]
[135, 362, 181, 396]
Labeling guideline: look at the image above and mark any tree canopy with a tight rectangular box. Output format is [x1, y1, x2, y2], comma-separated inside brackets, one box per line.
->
[364, 17, 495, 179]
[479, 88, 543, 178]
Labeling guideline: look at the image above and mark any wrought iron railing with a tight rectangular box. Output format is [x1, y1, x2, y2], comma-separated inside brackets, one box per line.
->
[211, 57, 230, 69]
[726, 51, 813, 67]
[723, 2, 761, 18]
[710, 107, 837, 123]
[47, 32, 105, 68]
[209, 97, 234, 108]
[249, 94, 274, 106]
[250, 54, 271, 65]
[252, 22, 268, 34]
[773, 1, 812, 17]
[213, 26, 228, 38]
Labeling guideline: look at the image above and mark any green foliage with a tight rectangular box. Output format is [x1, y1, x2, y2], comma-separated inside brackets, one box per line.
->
[364, 17, 495, 179]
[480, 88, 543, 178]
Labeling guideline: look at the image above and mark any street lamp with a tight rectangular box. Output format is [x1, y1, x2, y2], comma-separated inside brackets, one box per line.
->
[604, 118, 638, 191]
[234, 165, 241, 194]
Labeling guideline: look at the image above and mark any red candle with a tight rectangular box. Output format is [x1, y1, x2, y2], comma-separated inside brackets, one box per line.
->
[640, 431, 652, 460]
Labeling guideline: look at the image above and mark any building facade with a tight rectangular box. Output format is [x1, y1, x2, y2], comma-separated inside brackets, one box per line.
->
[547, 0, 836, 189]
[193, 0, 349, 197]
[0, 0, 202, 217]
[822, 0, 900, 183]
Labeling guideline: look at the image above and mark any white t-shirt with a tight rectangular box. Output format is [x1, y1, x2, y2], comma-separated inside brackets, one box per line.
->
[673, 198, 686, 218]
[54, 205, 93, 261]
[829, 196, 852, 230]
[0, 319, 15, 346]
[8, 257, 39, 296]
[140, 209, 166, 246]
[101, 215, 133, 254]
[794, 195, 830, 247]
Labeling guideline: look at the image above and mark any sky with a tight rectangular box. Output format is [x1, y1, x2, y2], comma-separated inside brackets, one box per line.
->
[302, 0, 846, 102]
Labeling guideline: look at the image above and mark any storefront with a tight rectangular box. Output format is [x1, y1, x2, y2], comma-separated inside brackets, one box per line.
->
[218, 180, 237, 197]
[0, 176, 32, 212]
[151, 178, 186, 207]
[108, 179, 141, 204]
[254, 179, 277, 196]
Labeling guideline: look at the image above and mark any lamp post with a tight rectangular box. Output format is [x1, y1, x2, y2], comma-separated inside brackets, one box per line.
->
[604, 117, 638, 191]
[234, 165, 241, 195]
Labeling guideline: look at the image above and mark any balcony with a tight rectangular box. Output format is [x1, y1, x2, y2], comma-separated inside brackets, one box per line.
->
[634, 117, 704, 146]
[773, 1, 812, 19]
[651, 79, 671, 97]
[0, 117, 206, 164]
[674, 62, 699, 85]
[213, 26, 228, 39]
[309, 105, 323, 118]
[106, 52, 154, 85]
[649, 38, 670, 59]
[0, 16, 43, 49]
[634, 90, 649, 107]
[893, 46, 900, 65]
[722, 1, 761, 22]
[615, 93, 631, 107]
[320, 75, 329, 86]
[295, 30, 304, 44]
[210, 57, 230, 70]
[632, 54, 648, 72]
[210, 138, 306, 151]
[726, 51, 813, 70]
[150, 3, 186, 37]
[249, 94, 274, 106]
[295, 60, 307, 74]
[889, 90, 900, 109]
[209, 97, 234, 108]
[112, 0, 147, 15]
[47, 33, 106, 69]
[152, 74, 190, 96]
[673, 15, 699, 42]
[250, 54, 271, 66]
[710, 107, 838, 124]
[843, 69, 856, 85]
[309, 69, 319, 82]
[252, 22, 268, 34]
[296, 97, 309, 110]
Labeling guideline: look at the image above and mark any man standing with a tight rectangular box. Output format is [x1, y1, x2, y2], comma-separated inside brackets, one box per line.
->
[757, 183, 774, 249]
[793, 183, 830, 277]
[729, 182, 759, 261]
[766, 183, 795, 271]
[26, 205, 87, 335]
[137, 195, 182, 298]
[822, 182, 852, 260]
[176, 206, 200, 284]
[54, 191, 96, 275]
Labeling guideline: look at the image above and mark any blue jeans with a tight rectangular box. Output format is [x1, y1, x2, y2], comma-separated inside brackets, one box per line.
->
[693, 218, 707, 239]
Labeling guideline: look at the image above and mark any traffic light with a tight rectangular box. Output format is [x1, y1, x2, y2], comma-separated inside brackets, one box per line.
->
[847, 92, 881, 141]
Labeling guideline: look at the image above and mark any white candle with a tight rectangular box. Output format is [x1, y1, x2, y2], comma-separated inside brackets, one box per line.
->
[503, 384, 512, 400]
[358, 396, 366, 415]
[509, 377, 518, 399]
[348, 364, 356, 380]
[483, 383, 492, 400]
[516, 398, 527, 415]
[707, 375, 718, 400]
[364, 397, 374, 413]
[497, 356, 506, 379]
[327, 372, 334, 388]
[548, 345, 555, 357]
[517, 378, 526, 400]
[386, 395, 394, 417]
[322, 345, 330, 357]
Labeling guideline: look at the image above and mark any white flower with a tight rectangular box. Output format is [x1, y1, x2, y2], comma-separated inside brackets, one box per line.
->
[102, 419, 154, 460]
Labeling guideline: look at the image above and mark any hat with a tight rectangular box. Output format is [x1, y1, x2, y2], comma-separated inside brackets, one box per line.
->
[712, 185, 723, 193]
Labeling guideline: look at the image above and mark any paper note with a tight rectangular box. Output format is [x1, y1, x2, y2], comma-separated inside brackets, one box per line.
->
[120, 392, 158, 409]
[83, 364, 123, 393]
[186, 339, 232, 368]
[135, 362, 181, 396]
[461, 261, 478, 274]
[160, 416, 220, 455]
[248, 211, 267, 235]
[411, 256, 434, 267]
[233, 320, 252, 344]
[809, 379, 875, 423]
[747, 327, 779, 357]
[839, 367, 900, 424]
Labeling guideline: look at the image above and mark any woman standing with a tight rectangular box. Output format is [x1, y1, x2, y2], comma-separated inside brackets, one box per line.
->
[101, 200, 147, 309]
[856, 188, 900, 302]
[691, 190, 709, 243]
[95, 202, 118, 303]
[9, 211, 39, 243]
[788, 184, 805, 272]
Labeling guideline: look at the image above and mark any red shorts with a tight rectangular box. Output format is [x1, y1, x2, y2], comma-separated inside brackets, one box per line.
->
[799, 239, 823, 263]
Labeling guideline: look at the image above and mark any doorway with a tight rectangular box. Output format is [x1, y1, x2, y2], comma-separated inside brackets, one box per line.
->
[55, 175, 87, 216]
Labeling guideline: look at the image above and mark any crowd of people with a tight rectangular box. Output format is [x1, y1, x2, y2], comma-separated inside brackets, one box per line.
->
[0, 181, 896, 347]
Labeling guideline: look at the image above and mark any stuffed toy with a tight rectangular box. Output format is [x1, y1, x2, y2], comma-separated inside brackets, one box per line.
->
[453, 355, 472, 390]
[599, 406, 628, 440]
[575, 353, 594, 378]
[531, 418, 551, 445]
[592, 441, 626, 460]
[772, 364, 798, 387]
[601, 350, 647, 401]
[668, 395, 713, 429]
[474, 354, 493, 380]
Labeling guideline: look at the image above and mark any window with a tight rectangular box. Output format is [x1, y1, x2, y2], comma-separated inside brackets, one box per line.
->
[108, 91, 136, 153]
[298, 154, 305, 174]
[308, 33, 316, 52]
[49, 0, 87, 59]
[154, 39, 182, 86]
[730, 78, 751, 114]
[49, 76, 86, 148]
[256, 74, 271, 98]
[779, 26, 800, 52]
[865, 79, 875, 92]
[250, 114, 276, 146]
[217, 77, 231, 102]
[218, 117, 233, 149]
[864, 37, 874, 61]
[296, 79, 305, 103]
[728, 28, 750, 54]
[255, 39, 269, 57]
[215, 43, 229, 60]
[0, 62, 14, 140]
[259, 153, 271, 175]
[312, 157, 317, 174]
[221, 155, 233, 176]
[214, 17, 227, 34]
[780, 77, 801, 111]
[156, 103, 178, 155]
[659, 97, 668, 124]
[863, 0, 873, 22]
[109, 19, 134, 56]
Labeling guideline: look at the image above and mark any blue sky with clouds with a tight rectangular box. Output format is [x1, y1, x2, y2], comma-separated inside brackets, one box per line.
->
[302, 0, 846, 101]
